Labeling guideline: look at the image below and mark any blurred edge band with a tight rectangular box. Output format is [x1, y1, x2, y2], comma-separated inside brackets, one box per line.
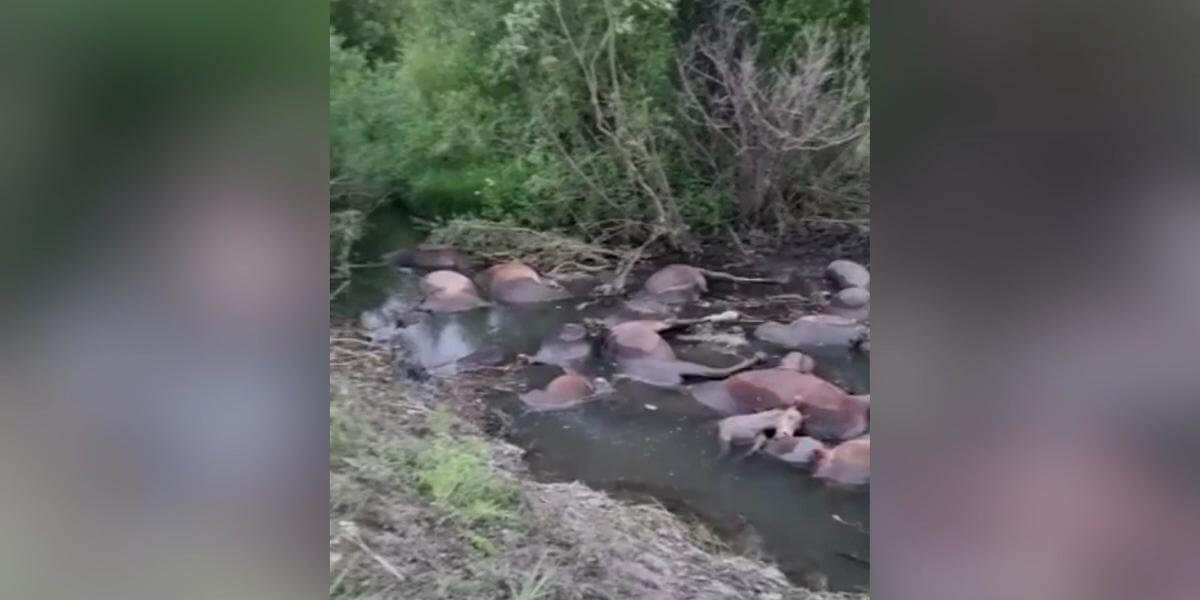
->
[1, 1, 1199, 600]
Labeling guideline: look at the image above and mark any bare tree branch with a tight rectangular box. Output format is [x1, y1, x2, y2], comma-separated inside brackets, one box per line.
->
[678, 0, 869, 235]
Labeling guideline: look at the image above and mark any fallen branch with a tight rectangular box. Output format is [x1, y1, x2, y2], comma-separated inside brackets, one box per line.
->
[764, 294, 810, 301]
[594, 230, 661, 296]
[726, 226, 754, 258]
[330, 280, 350, 301]
[426, 217, 626, 279]
[699, 268, 785, 285]
[833, 513, 868, 533]
[837, 551, 870, 566]
[664, 310, 742, 328]
[546, 260, 609, 277]
[798, 217, 871, 230]
[337, 521, 407, 584]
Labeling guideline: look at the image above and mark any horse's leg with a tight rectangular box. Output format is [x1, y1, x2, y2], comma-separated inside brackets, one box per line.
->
[735, 433, 769, 462]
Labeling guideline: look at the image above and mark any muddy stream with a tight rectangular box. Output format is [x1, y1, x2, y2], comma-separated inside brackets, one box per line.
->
[337, 220, 869, 592]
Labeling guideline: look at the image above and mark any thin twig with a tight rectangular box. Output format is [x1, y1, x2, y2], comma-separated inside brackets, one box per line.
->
[837, 551, 870, 566]
[330, 280, 350, 301]
[597, 230, 661, 295]
[335, 521, 407, 585]
[346, 534, 407, 583]
[348, 261, 389, 270]
[726, 226, 753, 258]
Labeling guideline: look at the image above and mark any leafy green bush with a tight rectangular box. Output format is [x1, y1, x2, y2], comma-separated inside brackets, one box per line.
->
[329, 0, 869, 269]
[329, 30, 408, 214]
[754, 0, 869, 61]
[330, 0, 406, 63]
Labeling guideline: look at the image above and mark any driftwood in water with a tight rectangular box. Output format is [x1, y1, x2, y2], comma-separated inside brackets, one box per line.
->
[697, 268, 784, 285]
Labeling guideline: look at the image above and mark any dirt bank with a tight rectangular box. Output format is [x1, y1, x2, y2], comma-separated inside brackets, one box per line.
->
[329, 329, 868, 600]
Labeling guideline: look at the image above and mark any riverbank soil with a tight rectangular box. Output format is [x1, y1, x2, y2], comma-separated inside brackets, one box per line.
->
[330, 329, 866, 600]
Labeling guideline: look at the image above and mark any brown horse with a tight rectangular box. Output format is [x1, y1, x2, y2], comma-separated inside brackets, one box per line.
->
[518, 372, 613, 412]
[812, 435, 870, 486]
[602, 317, 764, 386]
[689, 356, 868, 441]
[641, 264, 708, 303]
[385, 244, 472, 271]
[687, 352, 823, 414]
[754, 314, 868, 349]
[522, 323, 593, 370]
[417, 270, 490, 313]
[476, 261, 571, 304]
[635, 264, 781, 304]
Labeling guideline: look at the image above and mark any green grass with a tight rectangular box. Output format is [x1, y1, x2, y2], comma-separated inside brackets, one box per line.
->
[508, 552, 556, 600]
[409, 425, 522, 529]
[329, 398, 362, 462]
[394, 408, 525, 557]
[330, 380, 524, 544]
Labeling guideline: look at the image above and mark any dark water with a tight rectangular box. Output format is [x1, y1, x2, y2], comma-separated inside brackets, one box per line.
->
[333, 204, 423, 320]
[340, 224, 870, 592]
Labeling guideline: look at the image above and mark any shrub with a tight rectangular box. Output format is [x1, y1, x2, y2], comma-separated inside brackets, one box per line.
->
[328, 0, 870, 283]
[329, 30, 408, 215]
[678, 0, 869, 236]
[330, 208, 365, 294]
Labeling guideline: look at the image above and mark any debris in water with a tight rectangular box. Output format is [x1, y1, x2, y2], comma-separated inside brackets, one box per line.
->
[837, 551, 869, 566]
[833, 514, 866, 532]
[644, 403, 659, 411]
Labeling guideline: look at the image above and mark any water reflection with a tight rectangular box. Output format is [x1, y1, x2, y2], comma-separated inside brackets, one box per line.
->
[353, 265, 870, 592]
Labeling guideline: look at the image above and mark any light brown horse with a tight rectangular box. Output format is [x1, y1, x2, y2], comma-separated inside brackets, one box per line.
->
[754, 314, 868, 349]
[476, 261, 571, 304]
[522, 323, 593, 370]
[518, 372, 613, 412]
[602, 316, 764, 386]
[417, 270, 490, 313]
[812, 435, 870, 486]
[689, 355, 868, 441]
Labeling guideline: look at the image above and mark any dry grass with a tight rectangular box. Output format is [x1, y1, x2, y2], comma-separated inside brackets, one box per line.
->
[329, 329, 867, 599]
[423, 217, 624, 278]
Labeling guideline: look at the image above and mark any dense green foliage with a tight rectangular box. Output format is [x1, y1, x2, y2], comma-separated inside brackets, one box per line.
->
[330, 0, 869, 283]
